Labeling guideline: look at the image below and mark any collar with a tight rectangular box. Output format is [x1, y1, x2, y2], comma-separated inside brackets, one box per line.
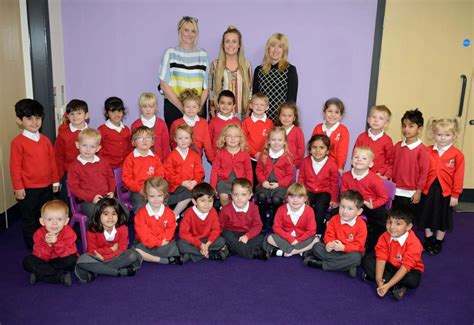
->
[217, 112, 234, 121]
[192, 206, 209, 221]
[311, 156, 328, 175]
[368, 128, 384, 141]
[251, 113, 267, 123]
[401, 138, 422, 150]
[176, 147, 189, 160]
[232, 202, 249, 213]
[322, 122, 340, 136]
[433, 143, 452, 156]
[390, 231, 409, 247]
[103, 226, 117, 241]
[22, 130, 40, 142]
[77, 154, 100, 165]
[133, 148, 154, 157]
[141, 115, 156, 128]
[340, 216, 357, 227]
[351, 168, 369, 180]
[69, 122, 88, 133]
[269, 148, 284, 159]
[183, 115, 199, 127]
[105, 119, 124, 132]
[146, 203, 164, 220]
[284, 125, 294, 135]
[287, 203, 305, 225]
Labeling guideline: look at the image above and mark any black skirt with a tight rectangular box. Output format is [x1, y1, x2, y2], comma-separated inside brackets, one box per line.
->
[417, 179, 453, 232]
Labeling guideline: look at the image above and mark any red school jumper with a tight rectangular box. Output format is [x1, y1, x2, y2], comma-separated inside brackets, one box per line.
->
[208, 115, 241, 149]
[210, 148, 253, 189]
[375, 230, 424, 272]
[324, 215, 367, 253]
[33, 226, 78, 261]
[131, 117, 170, 162]
[54, 126, 81, 178]
[353, 131, 394, 177]
[218, 202, 263, 238]
[273, 204, 317, 243]
[86, 225, 129, 261]
[169, 118, 215, 162]
[134, 206, 177, 248]
[341, 170, 388, 209]
[392, 141, 429, 192]
[122, 150, 165, 192]
[98, 124, 132, 169]
[256, 153, 294, 187]
[298, 156, 339, 202]
[164, 149, 205, 192]
[242, 117, 273, 159]
[286, 126, 305, 168]
[179, 208, 221, 248]
[312, 123, 349, 170]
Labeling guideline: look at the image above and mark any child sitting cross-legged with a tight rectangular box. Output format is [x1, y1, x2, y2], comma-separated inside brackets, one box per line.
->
[304, 190, 367, 278]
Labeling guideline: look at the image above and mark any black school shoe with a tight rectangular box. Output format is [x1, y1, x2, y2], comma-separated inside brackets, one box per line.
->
[169, 255, 184, 265]
[430, 239, 443, 255]
[392, 286, 407, 300]
[423, 236, 435, 255]
[209, 246, 229, 261]
[61, 272, 72, 287]
[303, 256, 323, 269]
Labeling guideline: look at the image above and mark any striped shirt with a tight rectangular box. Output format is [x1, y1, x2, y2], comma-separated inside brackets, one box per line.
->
[159, 47, 209, 97]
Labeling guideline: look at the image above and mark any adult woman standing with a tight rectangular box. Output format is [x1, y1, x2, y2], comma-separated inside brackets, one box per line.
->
[208, 26, 252, 120]
[159, 16, 209, 129]
[252, 33, 298, 122]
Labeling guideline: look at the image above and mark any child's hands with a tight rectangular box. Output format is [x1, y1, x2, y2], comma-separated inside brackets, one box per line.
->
[411, 190, 421, 204]
[93, 194, 103, 204]
[45, 232, 57, 245]
[200, 242, 210, 257]
[325, 241, 335, 252]
[53, 184, 60, 193]
[291, 239, 299, 245]
[338, 169, 344, 176]
[333, 240, 345, 252]
[94, 251, 104, 261]
[269, 182, 279, 189]
[450, 197, 458, 207]
[262, 181, 271, 189]
[364, 199, 373, 209]
[182, 180, 197, 191]
[110, 243, 119, 252]
[238, 235, 249, 244]
[106, 192, 114, 198]
[254, 152, 261, 160]
[329, 201, 338, 209]
[162, 239, 169, 246]
[14, 189, 26, 200]
[377, 282, 390, 297]
[376, 173, 388, 180]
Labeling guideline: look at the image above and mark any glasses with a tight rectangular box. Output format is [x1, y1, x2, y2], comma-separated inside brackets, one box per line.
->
[135, 136, 153, 142]
[182, 16, 198, 23]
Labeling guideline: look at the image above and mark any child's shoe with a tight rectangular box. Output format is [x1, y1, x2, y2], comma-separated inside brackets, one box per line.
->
[392, 286, 407, 300]
[29, 273, 37, 285]
[168, 255, 184, 265]
[423, 236, 435, 254]
[61, 272, 72, 286]
[431, 239, 443, 255]
[303, 256, 323, 269]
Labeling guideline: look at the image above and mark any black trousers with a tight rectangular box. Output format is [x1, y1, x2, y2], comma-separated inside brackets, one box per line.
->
[221, 229, 264, 259]
[307, 192, 331, 236]
[361, 253, 422, 289]
[364, 206, 388, 252]
[393, 196, 420, 224]
[23, 254, 77, 284]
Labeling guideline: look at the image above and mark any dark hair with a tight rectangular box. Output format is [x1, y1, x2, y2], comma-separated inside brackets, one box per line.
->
[192, 182, 215, 200]
[231, 178, 252, 193]
[401, 108, 424, 127]
[15, 99, 45, 119]
[387, 206, 413, 225]
[307, 134, 331, 153]
[323, 97, 345, 115]
[217, 90, 235, 105]
[104, 96, 126, 119]
[340, 190, 364, 209]
[66, 99, 88, 114]
[88, 198, 127, 232]
[275, 102, 300, 127]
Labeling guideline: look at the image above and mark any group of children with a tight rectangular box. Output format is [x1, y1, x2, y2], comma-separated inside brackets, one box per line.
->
[11, 88, 464, 300]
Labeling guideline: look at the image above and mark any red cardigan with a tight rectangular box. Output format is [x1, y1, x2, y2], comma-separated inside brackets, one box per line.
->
[256, 152, 294, 187]
[210, 148, 253, 189]
[272, 204, 316, 243]
[298, 156, 339, 202]
[33, 225, 78, 261]
[164, 149, 205, 192]
[286, 126, 305, 168]
[341, 170, 388, 209]
[353, 131, 394, 177]
[179, 207, 221, 248]
[122, 152, 165, 192]
[324, 215, 367, 253]
[312, 123, 350, 170]
[392, 141, 429, 191]
[131, 117, 170, 162]
[86, 225, 129, 261]
[375, 230, 424, 272]
[423, 145, 465, 199]
[54, 126, 81, 178]
[169, 118, 215, 162]
[98, 124, 132, 168]
[242, 117, 274, 159]
[218, 202, 262, 239]
[10, 134, 59, 190]
[208, 115, 241, 150]
[134, 205, 176, 248]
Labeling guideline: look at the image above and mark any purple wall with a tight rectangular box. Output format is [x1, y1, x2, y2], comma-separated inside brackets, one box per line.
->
[62, 0, 377, 170]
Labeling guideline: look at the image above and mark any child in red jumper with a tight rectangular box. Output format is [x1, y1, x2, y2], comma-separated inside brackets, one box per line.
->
[133, 178, 183, 265]
[208, 90, 241, 150]
[275, 102, 305, 169]
[298, 134, 339, 236]
[418, 118, 465, 255]
[131, 92, 170, 162]
[98, 96, 132, 169]
[169, 88, 214, 162]
[23, 200, 77, 286]
[362, 207, 424, 300]
[210, 123, 252, 206]
[178, 183, 228, 263]
[255, 127, 294, 228]
[11, 99, 60, 248]
[312, 97, 350, 174]
[122, 126, 165, 213]
[75, 198, 142, 283]
[304, 190, 367, 278]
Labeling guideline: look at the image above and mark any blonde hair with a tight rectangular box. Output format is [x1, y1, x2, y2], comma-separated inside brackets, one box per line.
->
[214, 26, 251, 114]
[179, 88, 201, 106]
[352, 146, 375, 161]
[276, 102, 300, 127]
[261, 127, 289, 163]
[177, 16, 199, 45]
[286, 183, 308, 201]
[251, 92, 269, 107]
[261, 33, 289, 74]
[369, 105, 392, 120]
[78, 128, 101, 144]
[143, 177, 169, 199]
[41, 200, 69, 218]
[174, 123, 194, 140]
[428, 117, 460, 140]
[139, 92, 157, 108]
[217, 123, 247, 151]
[132, 126, 154, 141]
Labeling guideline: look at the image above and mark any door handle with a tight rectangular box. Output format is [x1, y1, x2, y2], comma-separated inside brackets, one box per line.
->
[469, 120, 474, 125]
[458, 74, 467, 117]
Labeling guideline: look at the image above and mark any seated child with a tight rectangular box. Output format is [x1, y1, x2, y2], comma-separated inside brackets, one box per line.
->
[361, 207, 424, 300]
[210, 123, 252, 206]
[23, 200, 77, 286]
[353, 105, 394, 178]
[298, 134, 339, 236]
[131, 92, 170, 162]
[218, 178, 265, 259]
[275, 102, 305, 169]
[263, 183, 319, 258]
[98, 96, 132, 169]
[164, 124, 205, 219]
[178, 183, 229, 263]
[10, 99, 59, 248]
[255, 127, 294, 228]
[67, 128, 116, 219]
[304, 190, 367, 278]
[208, 90, 241, 150]
[341, 146, 388, 251]
[133, 178, 183, 265]
[75, 198, 142, 283]
[122, 126, 165, 213]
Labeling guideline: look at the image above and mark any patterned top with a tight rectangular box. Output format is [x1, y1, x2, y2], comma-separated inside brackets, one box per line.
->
[159, 47, 209, 97]
[252, 63, 298, 121]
